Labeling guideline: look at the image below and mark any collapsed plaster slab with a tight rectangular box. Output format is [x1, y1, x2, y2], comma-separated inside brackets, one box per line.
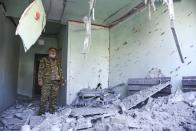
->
[70, 107, 118, 117]
[2, 91, 195, 131]
[121, 82, 171, 110]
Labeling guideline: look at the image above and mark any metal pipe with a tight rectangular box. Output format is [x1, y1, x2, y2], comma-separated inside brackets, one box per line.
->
[171, 27, 184, 63]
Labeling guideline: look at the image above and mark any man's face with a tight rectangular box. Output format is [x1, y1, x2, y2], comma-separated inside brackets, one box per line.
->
[48, 49, 57, 59]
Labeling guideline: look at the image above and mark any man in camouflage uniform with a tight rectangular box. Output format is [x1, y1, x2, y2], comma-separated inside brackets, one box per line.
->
[38, 48, 64, 115]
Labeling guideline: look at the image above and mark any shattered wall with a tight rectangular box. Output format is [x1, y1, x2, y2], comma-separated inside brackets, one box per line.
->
[0, 9, 20, 112]
[67, 22, 109, 104]
[109, 0, 196, 93]
[17, 37, 58, 97]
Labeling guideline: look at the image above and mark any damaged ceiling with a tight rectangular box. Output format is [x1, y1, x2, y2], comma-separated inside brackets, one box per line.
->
[63, 0, 143, 26]
[4, 0, 143, 26]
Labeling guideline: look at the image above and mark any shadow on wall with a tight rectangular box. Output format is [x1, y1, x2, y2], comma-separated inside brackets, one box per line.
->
[0, 8, 20, 112]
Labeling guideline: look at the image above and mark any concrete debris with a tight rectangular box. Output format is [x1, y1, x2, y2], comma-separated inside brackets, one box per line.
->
[21, 125, 31, 131]
[1, 91, 196, 131]
[14, 113, 24, 120]
[0, 99, 39, 131]
[33, 94, 196, 131]
[51, 125, 60, 131]
[76, 117, 92, 129]
[58, 108, 72, 117]
[20, 112, 33, 131]
[127, 77, 171, 97]
[171, 90, 196, 107]
[29, 116, 44, 128]
[93, 96, 196, 131]
[70, 107, 119, 117]
[72, 88, 120, 107]
[121, 82, 171, 110]
[0, 119, 5, 130]
[31, 108, 94, 131]
[109, 83, 127, 99]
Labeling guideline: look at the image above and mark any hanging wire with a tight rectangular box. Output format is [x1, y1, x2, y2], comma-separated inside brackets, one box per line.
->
[81, 0, 96, 56]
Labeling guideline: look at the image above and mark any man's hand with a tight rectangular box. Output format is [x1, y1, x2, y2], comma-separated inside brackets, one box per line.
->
[38, 80, 43, 87]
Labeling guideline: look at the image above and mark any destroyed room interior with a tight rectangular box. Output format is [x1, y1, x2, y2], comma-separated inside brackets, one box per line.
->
[0, 0, 196, 131]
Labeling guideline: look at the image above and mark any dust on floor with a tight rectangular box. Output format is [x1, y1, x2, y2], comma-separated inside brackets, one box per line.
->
[0, 92, 196, 131]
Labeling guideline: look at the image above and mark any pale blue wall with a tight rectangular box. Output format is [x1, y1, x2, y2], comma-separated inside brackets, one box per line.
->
[57, 25, 68, 106]
[109, 0, 196, 95]
[0, 9, 20, 112]
[4, 0, 29, 18]
[66, 22, 109, 104]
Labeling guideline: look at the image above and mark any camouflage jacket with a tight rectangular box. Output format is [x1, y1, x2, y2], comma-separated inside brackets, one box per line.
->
[38, 57, 64, 84]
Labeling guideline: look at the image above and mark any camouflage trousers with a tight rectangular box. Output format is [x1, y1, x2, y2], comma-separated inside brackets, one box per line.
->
[39, 81, 60, 115]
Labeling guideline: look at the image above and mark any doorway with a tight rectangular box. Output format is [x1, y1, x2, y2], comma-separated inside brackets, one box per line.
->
[33, 54, 48, 96]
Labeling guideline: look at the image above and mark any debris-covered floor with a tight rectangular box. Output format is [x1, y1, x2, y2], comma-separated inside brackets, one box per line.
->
[0, 98, 40, 131]
[0, 91, 196, 131]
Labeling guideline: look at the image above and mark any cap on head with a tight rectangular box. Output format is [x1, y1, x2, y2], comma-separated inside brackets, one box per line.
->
[48, 48, 57, 52]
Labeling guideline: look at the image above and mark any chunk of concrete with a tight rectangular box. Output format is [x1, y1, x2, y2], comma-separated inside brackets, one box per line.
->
[14, 113, 23, 120]
[75, 117, 92, 130]
[51, 125, 60, 131]
[121, 82, 171, 110]
[59, 108, 72, 117]
[72, 88, 120, 107]
[20, 125, 31, 131]
[71, 107, 119, 117]
[0, 120, 5, 130]
[29, 116, 44, 128]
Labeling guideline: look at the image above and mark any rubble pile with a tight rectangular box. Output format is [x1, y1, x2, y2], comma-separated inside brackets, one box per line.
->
[0, 90, 196, 131]
[0, 100, 39, 131]
[72, 88, 120, 107]
[94, 96, 196, 131]
[121, 82, 171, 110]
[32, 92, 196, 131]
